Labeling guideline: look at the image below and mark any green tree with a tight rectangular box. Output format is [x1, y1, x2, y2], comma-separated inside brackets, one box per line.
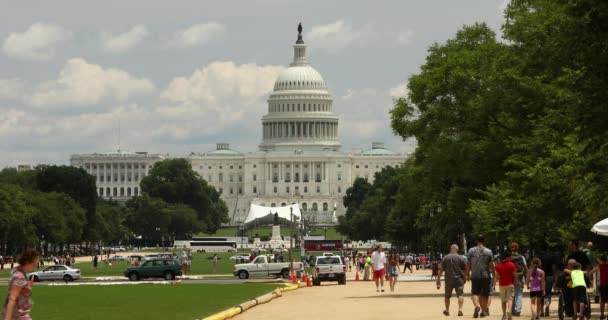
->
[36, 165, 98, 241]
[126, 195, 171, 246]
[0, 185, 37, 254]
[140, 159, 228, 233]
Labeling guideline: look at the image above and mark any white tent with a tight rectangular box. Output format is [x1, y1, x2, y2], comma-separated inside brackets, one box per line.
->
[591, 218, 608, 236]
[244, 203, 302, 225]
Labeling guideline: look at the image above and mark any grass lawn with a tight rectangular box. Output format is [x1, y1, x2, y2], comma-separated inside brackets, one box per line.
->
[0, 283, 281, 320]
[0, 250, 344, 279]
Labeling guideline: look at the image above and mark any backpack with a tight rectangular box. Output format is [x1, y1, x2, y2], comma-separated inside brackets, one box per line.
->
[511, 253, 526, 277]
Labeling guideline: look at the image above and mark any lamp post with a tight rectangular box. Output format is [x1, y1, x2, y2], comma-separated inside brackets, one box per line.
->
[289, 207, 294, 270]
[41, 234, 45, 257]
[239, 225, 245, 252]
[324, 227, 328, 240]
[155, 227, 160, 248]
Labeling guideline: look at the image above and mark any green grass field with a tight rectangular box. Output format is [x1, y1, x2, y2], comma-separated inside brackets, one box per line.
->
[197, 226, 344, 240]
[0, 283, 281, 320]
[0, 250, 344, 279]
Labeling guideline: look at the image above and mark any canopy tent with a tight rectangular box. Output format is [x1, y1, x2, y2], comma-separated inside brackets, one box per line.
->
[591, 218, 608, 236]
[244, 203, 302, 226]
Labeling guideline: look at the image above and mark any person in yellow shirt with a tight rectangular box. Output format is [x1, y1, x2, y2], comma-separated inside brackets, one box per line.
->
[566, 262, 587, 320]
[364, 254, 372, 281]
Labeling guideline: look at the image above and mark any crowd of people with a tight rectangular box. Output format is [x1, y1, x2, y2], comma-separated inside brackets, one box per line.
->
[435, 236, 605, 320]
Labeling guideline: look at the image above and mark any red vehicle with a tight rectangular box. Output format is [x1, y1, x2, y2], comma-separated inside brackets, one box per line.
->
[304, 240, 343, 251]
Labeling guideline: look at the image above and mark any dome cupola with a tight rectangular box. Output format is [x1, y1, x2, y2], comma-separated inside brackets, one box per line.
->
[260, 24, 340, 152]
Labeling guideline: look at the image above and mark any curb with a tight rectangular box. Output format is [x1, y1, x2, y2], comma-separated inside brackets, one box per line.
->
[199, 281, 306, 320]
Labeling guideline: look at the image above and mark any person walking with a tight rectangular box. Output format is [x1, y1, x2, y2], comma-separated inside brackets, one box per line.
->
[540, 247, 559, 317]
[371, 245, 387, 292]
[212, 254, 218, 273]
[565, 262, 588, 320]
[387, 251, 400, 292]
[403, 254, 413, 273]
[494, 251, 518, 320]
[364, 254, 372, 281]
[437, 244, 466, 317]
[510, 242, 528, 317]
[526, 258, 545, 320]
[590, 254, 608, 320]
[2, 249, 39, 320]
[93, 255, 98, 271]
[466, 235, 495, 318]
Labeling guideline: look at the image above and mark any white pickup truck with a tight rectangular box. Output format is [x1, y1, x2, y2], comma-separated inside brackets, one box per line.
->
[233, 255, 303, 279]
[313, 255, 346, 285]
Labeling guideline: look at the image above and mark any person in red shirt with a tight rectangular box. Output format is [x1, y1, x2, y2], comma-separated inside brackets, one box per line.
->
[494, 251, 519, 320]
[590, 254, 608, 320]
[421, 255, 427, 270]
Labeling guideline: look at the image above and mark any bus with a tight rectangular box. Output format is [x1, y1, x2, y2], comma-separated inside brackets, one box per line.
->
[303, 240, 343, 251]
[173, 240, 237, 253]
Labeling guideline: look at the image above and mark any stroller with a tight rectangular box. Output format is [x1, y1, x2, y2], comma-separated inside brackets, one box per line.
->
[556, 271, 591, 320]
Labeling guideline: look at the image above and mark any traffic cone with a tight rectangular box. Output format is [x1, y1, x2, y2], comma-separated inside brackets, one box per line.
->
[355, 272, 360, 281]
[306, 274, 312, 287]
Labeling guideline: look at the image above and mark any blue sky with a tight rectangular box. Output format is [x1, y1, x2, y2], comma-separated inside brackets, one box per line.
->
[0, 0, 508, 167]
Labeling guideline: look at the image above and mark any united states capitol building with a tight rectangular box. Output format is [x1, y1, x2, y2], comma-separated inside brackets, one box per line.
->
[71, 25, 407, 225]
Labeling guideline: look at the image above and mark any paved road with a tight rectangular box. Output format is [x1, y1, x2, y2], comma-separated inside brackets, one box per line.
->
[235, 268, 571, 320]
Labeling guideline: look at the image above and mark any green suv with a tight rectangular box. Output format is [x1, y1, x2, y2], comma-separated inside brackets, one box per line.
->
[124, 258, 182, 281]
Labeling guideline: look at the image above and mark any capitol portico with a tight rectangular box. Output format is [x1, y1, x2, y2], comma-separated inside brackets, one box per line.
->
[71, 24, 408, 225]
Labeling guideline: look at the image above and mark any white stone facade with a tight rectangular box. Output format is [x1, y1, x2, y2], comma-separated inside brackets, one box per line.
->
[70, 151, 165, 201]
[69, 26, 408, 224]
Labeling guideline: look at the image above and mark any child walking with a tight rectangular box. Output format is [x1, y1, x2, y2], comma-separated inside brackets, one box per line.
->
[526, 258, 545, 320]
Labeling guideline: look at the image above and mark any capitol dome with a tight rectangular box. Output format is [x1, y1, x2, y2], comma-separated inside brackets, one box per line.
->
[259, 23, 340, 152]
[273, 66, 328, 92]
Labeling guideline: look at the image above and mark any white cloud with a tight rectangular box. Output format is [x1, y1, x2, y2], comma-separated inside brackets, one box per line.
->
[0, 79, 26, 100]
[28, 58, 155, 108]
[101, 25, 149, 53]
[160, 61, 284, 135]
[172, 22, 225, 48]
[394, 29, 414, 46]
[0, 109, 25, 133]
[389, 81, 409, 98]
[2, 23, 70, 61]
[305, 20, 369, 53]
[335, 86, 417, 154]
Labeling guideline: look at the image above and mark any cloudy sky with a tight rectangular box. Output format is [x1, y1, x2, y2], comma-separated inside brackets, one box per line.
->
[0, 0, 508, 167]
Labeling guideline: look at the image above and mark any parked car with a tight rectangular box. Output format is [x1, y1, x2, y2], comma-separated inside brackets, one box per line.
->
[28, 265, 81, 282]
[229, 254, 251, 263]
[109, 255, 126, 262]
[313, 255, 346, 285]
[233, 255, 303, 279]
[124, 258, 182, 281]
[111, 246, 126, 252]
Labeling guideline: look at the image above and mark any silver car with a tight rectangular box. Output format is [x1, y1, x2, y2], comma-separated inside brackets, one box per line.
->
[28, 265, 81, 282]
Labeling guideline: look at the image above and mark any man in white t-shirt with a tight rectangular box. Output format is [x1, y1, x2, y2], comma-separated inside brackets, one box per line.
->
[371, 244, 387, 292]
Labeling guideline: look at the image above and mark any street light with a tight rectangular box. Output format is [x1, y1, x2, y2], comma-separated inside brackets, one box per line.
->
[239, 225, 245, 251]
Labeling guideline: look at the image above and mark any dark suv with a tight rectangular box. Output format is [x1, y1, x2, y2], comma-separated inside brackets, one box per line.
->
[124, 258, 182, 281]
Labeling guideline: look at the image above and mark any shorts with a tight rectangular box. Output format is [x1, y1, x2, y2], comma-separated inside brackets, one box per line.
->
[471, 278, 491, 297]
[600, 285, 608, 302]
[573, 286, 587, 303]
[499, 285, 514, 302]
[387, 266, 399, 277]
[530, 290, 543, 298]
[373, 269, 385, 280]
[445, 278, 465, 298]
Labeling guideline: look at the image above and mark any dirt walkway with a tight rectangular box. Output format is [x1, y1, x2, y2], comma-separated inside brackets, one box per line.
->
[237, 268, 565, 320]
